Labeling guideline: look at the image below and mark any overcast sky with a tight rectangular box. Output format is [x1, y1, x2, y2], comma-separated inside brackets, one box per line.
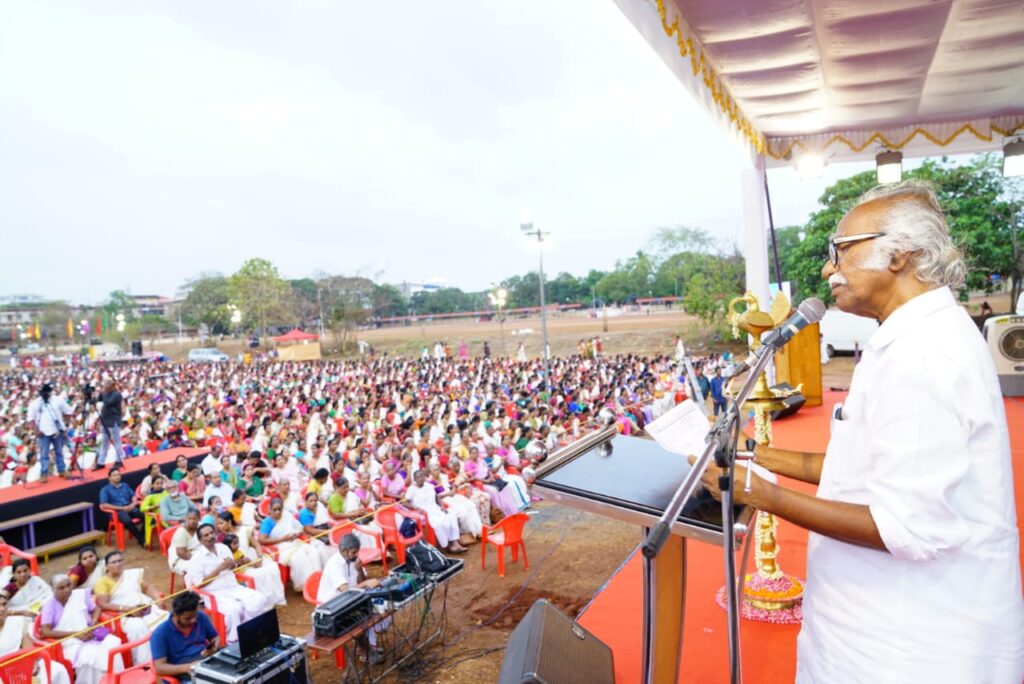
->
[1, 1, 872, 305]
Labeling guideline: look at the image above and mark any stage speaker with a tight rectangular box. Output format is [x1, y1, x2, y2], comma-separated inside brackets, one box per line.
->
[769, 382, 806, 420]
[130, 340, 143, 356]
[499, 599, 614, 684]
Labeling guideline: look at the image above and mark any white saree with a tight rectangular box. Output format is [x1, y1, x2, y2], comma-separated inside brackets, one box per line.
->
[48, 589, 123, 684]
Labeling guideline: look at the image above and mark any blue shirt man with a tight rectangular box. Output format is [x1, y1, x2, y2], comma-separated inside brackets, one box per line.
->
[152, 591, 221, 683]
[99, 468, 147, 546]
[708, 369, 727, 416]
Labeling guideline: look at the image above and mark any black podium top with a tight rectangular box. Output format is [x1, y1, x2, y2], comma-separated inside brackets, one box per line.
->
[533, 434, 751, 546]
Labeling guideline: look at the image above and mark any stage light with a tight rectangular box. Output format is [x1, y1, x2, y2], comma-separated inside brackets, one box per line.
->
[1003, 138, 1024, 177]
[876, 150, 902, 184]
[795, 153, 825, 180]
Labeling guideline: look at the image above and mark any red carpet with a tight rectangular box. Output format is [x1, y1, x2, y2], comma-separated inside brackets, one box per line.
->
[577, 392, 1024, 683]
[0, 446, 207, 505]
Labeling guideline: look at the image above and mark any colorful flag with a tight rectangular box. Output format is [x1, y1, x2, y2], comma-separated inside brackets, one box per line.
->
[33, 324, 41, 340]
[96, 317, 103, 334]
[67, 318, 73, 338]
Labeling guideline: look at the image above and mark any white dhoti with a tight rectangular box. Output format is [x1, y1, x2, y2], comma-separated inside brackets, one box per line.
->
[205, 585, 268, 643]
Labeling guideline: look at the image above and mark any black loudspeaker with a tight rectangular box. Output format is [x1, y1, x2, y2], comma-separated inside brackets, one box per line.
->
[130, 340, 143, 356]
[499, 600, 614, 684]
[769, 382, 806, 420]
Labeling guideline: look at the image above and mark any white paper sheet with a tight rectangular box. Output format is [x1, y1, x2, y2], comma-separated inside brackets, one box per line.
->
[645, 398, 709, 458]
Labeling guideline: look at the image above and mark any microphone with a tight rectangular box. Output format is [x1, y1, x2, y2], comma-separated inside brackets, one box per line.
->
[729, 298, 826, 376]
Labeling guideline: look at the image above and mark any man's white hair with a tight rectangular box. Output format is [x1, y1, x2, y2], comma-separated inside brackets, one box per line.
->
[854, 180, 967, 289]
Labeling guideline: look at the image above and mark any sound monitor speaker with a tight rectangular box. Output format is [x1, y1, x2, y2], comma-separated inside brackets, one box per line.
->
[769, 382, 806, 420]
[130, 340, 143, 356]
[499, 599, 614, 684]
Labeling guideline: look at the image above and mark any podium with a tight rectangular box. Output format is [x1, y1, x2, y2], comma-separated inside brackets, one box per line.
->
[532, 427, 754, 684]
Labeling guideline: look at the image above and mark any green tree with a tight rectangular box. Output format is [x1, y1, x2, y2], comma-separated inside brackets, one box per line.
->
[319, 275, 377, 352]
[103, 290, 137, 320]
[372, 284, 407, 318]
[783, 155, 1024, 302]
[594, 251, 655, 303]
[228, 259, 292, 340]
[180, 274, 232, 335]
[681, 251, 746, 324]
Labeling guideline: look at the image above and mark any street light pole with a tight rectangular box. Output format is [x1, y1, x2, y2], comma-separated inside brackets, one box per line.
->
[317, 288, 324, 339]
[520, 215, 550, 380]
[488, 286, 508, 356]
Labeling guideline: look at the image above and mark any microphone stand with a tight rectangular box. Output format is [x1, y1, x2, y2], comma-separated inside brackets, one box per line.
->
[641, 344, 777, 684]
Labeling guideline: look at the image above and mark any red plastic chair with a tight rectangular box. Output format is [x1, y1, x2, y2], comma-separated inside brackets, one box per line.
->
[302, 570, 321, 605]
[0, 543, 39, 575]
[30, 614, 75, 679]
[159, 525, 182, 592]
[399, 507, 437, 547]
[189, 586, 228, 644]
[481, 512, 530, 578]
[101, 504, 143, 551]
[374, 506, 421, 565]
[258, 498, 272, 518]
[99, 634, 149, 681]
[329, 521, 387, 573]
[259, 544, 291, 588]
[0, 647, 55, 684]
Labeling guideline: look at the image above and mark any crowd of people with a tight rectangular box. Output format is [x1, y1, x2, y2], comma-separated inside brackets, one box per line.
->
[0, 350, 712, 681]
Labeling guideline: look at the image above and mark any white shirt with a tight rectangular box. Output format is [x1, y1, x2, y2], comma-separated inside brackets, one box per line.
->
[184, 543, 238, 593]
[316, 553, 361, 605]
[797, 287, 1024, 683]
[203, 482, 235, 508]
[27, 395, 72, 436]
[200, 453, 223, 476]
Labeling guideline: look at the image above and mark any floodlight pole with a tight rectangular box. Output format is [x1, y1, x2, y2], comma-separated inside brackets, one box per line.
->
[521, 218, 550, 381]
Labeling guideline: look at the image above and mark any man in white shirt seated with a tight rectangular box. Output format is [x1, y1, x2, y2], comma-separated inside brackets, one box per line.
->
[184, 523, 268, 643]
[200, 445, 224, 477]
[203, 471, 234, 510]
[168, 509, 201, 575]
[318, 533, 384, 660]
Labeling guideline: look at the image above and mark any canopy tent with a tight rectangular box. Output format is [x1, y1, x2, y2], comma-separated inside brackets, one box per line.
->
[272, 328, 319, 342]
[614, 0, 1024, 165]
[272, 328, 321, 361]
[613, 0, 1024, 304]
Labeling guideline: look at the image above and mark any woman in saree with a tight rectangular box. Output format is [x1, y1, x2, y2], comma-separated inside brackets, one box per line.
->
[427, 461, 482, 539]
[39, 575, 124, 684]
[67, 546, 106, 590]
[1, 558, 52, 616]
[215, 512, 286, 606]
[297, 491, 340, 567]
[179, 464, 206, 504]
[448, 458, 491, 525]
[257, 497, 323, 592]
[227, 488, 259, 527]
[239, 463, 265, 498]
[0, 594, 71, 684]
[169, 454, 189, 482]
[92, 550, 167, 662]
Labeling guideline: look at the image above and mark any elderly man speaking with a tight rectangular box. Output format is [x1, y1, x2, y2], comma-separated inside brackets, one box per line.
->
[696, 181, 1024, 682]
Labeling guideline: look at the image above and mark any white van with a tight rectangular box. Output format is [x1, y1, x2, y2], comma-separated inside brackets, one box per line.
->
[820, 308, 879, 357]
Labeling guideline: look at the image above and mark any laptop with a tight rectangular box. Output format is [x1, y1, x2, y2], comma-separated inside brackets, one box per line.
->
[222, 609, 281, 662]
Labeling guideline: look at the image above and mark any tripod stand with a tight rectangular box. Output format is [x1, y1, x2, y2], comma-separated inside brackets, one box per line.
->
[62, 388, 92, 482]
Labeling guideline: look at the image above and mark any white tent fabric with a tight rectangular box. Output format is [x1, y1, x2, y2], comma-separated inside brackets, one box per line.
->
[614, 0, 1024, 165]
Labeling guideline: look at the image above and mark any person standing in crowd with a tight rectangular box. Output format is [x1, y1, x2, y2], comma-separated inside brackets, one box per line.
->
[27, 382, 72, 483]
[696, 181, 1024, 681]
[93, 379, 124, 469]
[708, 367, 727, 416]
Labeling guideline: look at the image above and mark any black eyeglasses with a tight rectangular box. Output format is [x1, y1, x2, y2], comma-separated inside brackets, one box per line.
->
[827, 232, 885, 266]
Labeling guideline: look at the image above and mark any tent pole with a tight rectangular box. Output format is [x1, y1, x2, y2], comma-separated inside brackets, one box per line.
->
[763, 170, 783, 286]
